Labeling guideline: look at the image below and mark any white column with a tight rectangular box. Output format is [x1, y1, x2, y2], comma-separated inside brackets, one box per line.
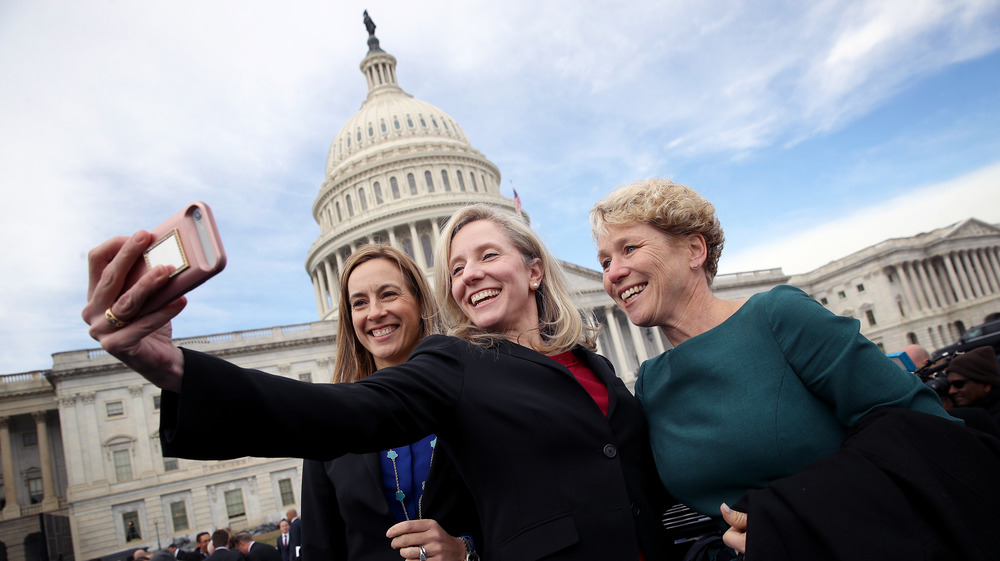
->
[943, 254, 968, 302]
[430, 217, 442, 249]
[324, 259, 338, 310]
[602, 307, 632, 382]
[910, 262, 932, 311]
[956, 252, 978, 298]
[651, 328, 666, 354]
[972, 249, 994, 294]
[920, 260, 943, 308]
[388, 227, 398, 250]
[32, 411, 59, 509]
[627, 321, 650, 365]
[0, 417, 20, 518]
[985, 247, 1000, 290]
[896, 264, 921, 313]
[409, 222, 427, 270]
[311, 272, 325, 316]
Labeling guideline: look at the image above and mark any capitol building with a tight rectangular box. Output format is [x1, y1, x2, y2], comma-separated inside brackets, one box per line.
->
[2, 21, 999, 561]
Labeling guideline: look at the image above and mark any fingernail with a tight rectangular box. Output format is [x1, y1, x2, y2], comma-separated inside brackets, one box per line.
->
[722, 503, 732, 514]
[132, 231, 145, 243]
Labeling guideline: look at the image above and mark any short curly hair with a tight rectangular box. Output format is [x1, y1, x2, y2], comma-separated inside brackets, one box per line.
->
[590, 178, 725, 284]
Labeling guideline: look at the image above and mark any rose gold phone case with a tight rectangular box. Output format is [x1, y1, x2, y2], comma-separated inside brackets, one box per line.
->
[124, 202, 227, 315]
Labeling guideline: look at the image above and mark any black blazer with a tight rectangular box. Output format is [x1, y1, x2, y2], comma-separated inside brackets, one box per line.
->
[288, 518, 301, 560]
[246, 543, 280, 561]
[162, 335, 680, 561]
[300, 445, 482, 561]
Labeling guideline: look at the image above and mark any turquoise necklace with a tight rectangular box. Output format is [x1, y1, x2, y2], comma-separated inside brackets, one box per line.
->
[386, 436, 436, 520]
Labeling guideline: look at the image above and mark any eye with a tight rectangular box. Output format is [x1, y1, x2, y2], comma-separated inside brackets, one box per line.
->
[451, 265, 464, 278]
[600, 258, 611, 271]
[381, 290, 400, 300]
[350, 298, 367, 311]
[624, 245, 638, 255]
[483, 251, 499, 260]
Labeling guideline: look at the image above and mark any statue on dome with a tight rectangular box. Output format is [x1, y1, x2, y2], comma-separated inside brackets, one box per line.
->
[363, 10, 376, 37]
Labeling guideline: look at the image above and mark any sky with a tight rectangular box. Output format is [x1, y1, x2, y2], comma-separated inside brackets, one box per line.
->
[2, 0, 999, 374]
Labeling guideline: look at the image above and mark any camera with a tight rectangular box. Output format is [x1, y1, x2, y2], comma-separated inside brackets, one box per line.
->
[914, 357, 952, 398]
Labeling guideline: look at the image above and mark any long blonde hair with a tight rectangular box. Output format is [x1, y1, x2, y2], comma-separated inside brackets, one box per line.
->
[333, 244, 441, 383]
[433, 204, 599, 353]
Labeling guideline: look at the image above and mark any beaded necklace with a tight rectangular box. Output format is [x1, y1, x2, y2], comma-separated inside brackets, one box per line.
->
[386, 436, 436, 520]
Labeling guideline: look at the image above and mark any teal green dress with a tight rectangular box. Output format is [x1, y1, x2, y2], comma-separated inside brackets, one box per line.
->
[636, 285, 951, 517]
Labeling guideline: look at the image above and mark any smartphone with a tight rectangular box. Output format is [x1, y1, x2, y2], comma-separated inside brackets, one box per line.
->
[123, 202, 227, 315]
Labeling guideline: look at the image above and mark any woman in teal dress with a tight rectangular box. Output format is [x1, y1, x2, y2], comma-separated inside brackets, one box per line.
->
[590, 179, 956, 556]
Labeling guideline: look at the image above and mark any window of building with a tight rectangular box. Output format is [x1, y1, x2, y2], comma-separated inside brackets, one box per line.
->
[424, 171, 434, 193]
[407, 117, 414, 128]
[837, 291, 846, 299]
[394, 119, 400, 130]
[456, 171, 466, 191]
[163, 457, 179, 472]
[419, 117, 427, 127]
[407, 173, 417, 195]
[856, 284, 865, 293]
[368, 126, 374, 137]
[480, 174, 487, 191]
[820, 297, 828, 306]
[335, 202, 342, 222]
[278, 478, 296, 506]
[421, 235, 434, 268]
[298, 373, 312, 383]
[470, 173, 477, 192]
[374, 182, 384, 204]
[887, 272, 895, 283]
[440, 170, 451, 191]
[359, 188, 368, 211]
[432, 118, 438, 128]
[898, 301, 906, 316]
[27, 475, 43, 503]
[23, 431, 37, 446]
[907, 332, 919, 344]
[113, 449, 133, 482]
[356, 131, 361, 143]
[390, 177, 400, 199]
[225, 489, 246, 519]
[402, 238, 414, 259]
[380, 122, 387, 133]
[865, 310, 877, 326]
[346, 195, 354, 217]
[106, 401, 124, 418]
[153, 395, 161, 410]
[123, 511, 142, 541]
[170, 501, 189, 531]
[442, 120, 449, 130]
[875, 342, 885, 353]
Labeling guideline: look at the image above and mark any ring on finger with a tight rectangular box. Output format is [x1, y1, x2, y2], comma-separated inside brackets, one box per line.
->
[419, 546, 427, 561]
[105, 308, 127, 328]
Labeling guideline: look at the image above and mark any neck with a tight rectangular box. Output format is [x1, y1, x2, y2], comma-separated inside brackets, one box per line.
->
[661, 288, 745, 347]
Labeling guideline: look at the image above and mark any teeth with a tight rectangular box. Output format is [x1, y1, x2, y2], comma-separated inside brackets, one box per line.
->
[372, 326, 396, 337]
[470, 289, 500, 306]
[620, 284, 646, 303]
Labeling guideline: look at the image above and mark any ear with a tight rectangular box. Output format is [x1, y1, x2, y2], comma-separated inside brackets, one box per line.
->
[685, 233, 708, 269]
[527, 257, 544, 287]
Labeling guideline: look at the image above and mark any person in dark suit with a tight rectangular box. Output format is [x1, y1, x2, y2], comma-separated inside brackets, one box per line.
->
[85, 204, 682, 560]
[284, 509, 301, 560]
[275, 520, 292, 561]
[206, 530, 244, 561]
[299, 245, 481, 561]
[234, 532, 280, 561]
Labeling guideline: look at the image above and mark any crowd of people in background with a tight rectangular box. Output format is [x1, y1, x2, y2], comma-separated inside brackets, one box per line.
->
[119, 508, 301, 561]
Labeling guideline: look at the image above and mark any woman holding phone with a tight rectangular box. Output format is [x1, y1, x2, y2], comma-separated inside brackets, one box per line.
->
[83, 205, 682, 561]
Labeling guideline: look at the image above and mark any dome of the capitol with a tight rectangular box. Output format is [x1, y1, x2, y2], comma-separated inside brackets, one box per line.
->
[306, 19, 514, 320]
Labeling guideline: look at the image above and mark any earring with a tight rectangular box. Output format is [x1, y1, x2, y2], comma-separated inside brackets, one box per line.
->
[531, 282, 540, 290]
[692, 263, 700, 269]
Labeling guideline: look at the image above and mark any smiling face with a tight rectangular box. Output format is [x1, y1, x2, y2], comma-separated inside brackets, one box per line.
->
[947, 372, 992, 407]
[348, 258, 424, 370]
[448, 219, 543, 342]
[597, 221, 704, 329]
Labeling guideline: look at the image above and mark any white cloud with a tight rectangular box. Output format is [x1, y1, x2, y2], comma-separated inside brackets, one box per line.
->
[720, 162, 1000, 275]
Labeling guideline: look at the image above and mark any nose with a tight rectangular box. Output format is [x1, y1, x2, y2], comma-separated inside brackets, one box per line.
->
[605, 258, 628, 285]
[948, 384, 959, 395]
[367, 300, 386, 320]
[460, 262, 485, 285]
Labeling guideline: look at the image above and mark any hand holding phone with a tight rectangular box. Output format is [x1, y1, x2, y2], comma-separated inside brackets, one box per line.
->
[123, 202, 227, 315]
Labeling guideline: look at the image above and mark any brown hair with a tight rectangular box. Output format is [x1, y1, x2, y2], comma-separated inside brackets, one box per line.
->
[333, 244, 441, 383]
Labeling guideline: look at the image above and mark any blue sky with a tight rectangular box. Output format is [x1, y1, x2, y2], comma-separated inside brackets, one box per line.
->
[2, 0, 999, 374]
